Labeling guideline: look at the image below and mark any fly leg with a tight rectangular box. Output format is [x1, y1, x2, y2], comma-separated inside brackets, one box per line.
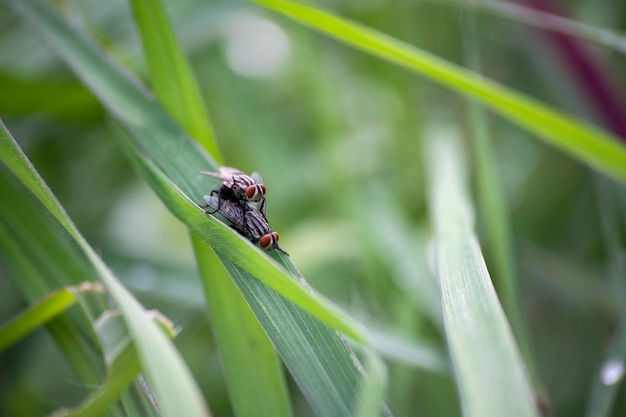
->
[201, 189, 222, 214]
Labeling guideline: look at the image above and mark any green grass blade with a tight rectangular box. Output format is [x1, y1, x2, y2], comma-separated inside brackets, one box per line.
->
[116, 134, 366, 342]
[460, 9, 541, 395]
[129, 1, 292, 415]
[8, 0, 369, 348]
[7, 2, 387, 415]
[195, 239, 293, 417]
[0, 121, 210, 417]
[49, 313, 143, 417]
[0, 166, 106, 391]
[129, 0, 221, 160]
[220, 258, 375, 417]
[0, 74, 101, 121]
[355, 348, 388, 417]
[426, 129, 538, 417]
[114, 134, 382, 416]
[0, 284, 99, 353]
[251, 0, 626, 183]
[585, 178, 626, 417]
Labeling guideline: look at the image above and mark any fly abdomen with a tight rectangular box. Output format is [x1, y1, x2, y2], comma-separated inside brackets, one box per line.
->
[244, 209, 272, 241]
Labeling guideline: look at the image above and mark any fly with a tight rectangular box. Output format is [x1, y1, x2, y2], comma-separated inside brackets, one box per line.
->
[202, 195, 288, 255]
[200, 167, 266, 215]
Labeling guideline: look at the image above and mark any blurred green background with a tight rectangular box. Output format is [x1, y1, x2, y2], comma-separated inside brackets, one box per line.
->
[1, 0, 626, 416]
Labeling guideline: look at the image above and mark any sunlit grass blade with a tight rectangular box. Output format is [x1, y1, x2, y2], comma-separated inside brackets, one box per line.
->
[426, 129, 538, 417]
[0, 121, 210, 417]
[251, 0, 626, 183]
[129, 1, 292, 415]
[0, 283, 100, 353]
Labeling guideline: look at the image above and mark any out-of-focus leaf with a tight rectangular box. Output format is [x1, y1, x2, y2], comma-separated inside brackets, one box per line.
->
[252, 0, 626, 183]
[426, 129, 538, 417]
[0, 285, 91, 353]
[0, 119, 210, 417]
[129, 0, 292, 414]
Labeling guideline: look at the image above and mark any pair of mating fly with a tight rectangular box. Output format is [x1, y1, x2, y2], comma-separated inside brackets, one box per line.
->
[201, 167, 287, 255]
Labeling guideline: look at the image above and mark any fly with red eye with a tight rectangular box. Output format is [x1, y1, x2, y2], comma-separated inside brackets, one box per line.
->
[200, 167, 266, 216]
[202, 195, 288, 255]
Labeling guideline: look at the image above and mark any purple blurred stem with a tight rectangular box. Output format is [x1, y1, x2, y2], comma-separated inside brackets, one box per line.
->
[519, 0, 626, 142]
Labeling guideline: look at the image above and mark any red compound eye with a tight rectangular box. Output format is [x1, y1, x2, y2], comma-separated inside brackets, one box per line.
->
[259, 232, 279, 250]
[246, 184, 266, 200]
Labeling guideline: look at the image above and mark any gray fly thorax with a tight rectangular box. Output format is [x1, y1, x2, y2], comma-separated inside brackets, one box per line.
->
[200, 167, 266, 213]
[225, 173, 256, 199]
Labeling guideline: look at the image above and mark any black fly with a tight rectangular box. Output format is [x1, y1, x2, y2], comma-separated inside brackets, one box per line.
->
[200, 167, 266, 216]
[202, 195, 287, 255]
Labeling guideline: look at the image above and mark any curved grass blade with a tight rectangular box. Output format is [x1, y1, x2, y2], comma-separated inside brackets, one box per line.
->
[426, 129, 538, 417]
[251, 0, 626, 183]
[7, 2, 388, 415]
[129, 1, 292, 415]
[0, 164, 109, 392]
[8, 0, 369, 348]
[0, 121, 211, 417]
[116, 136, 382, 416]
[0, 283, 101, 353]
[115, 133, 366, 342]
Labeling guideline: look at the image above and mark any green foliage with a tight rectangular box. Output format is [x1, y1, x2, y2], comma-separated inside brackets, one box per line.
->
[1, 0, 626, 417]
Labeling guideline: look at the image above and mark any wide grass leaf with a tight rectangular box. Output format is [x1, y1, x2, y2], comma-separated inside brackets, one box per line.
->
[426, 129, 538, 417]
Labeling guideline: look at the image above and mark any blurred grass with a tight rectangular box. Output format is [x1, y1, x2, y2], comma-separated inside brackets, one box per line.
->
[1, 0, 626, 416]
[128, 0, 291, 415]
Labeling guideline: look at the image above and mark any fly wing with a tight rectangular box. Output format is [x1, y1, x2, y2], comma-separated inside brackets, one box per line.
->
[203, 195, 245, 231]
[251, 171, 264, 184]
[202, 195, 220, 211]
[257, 198, 266, 216]
[219, 166, 246, 177]
[199, 170, 230, 181]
